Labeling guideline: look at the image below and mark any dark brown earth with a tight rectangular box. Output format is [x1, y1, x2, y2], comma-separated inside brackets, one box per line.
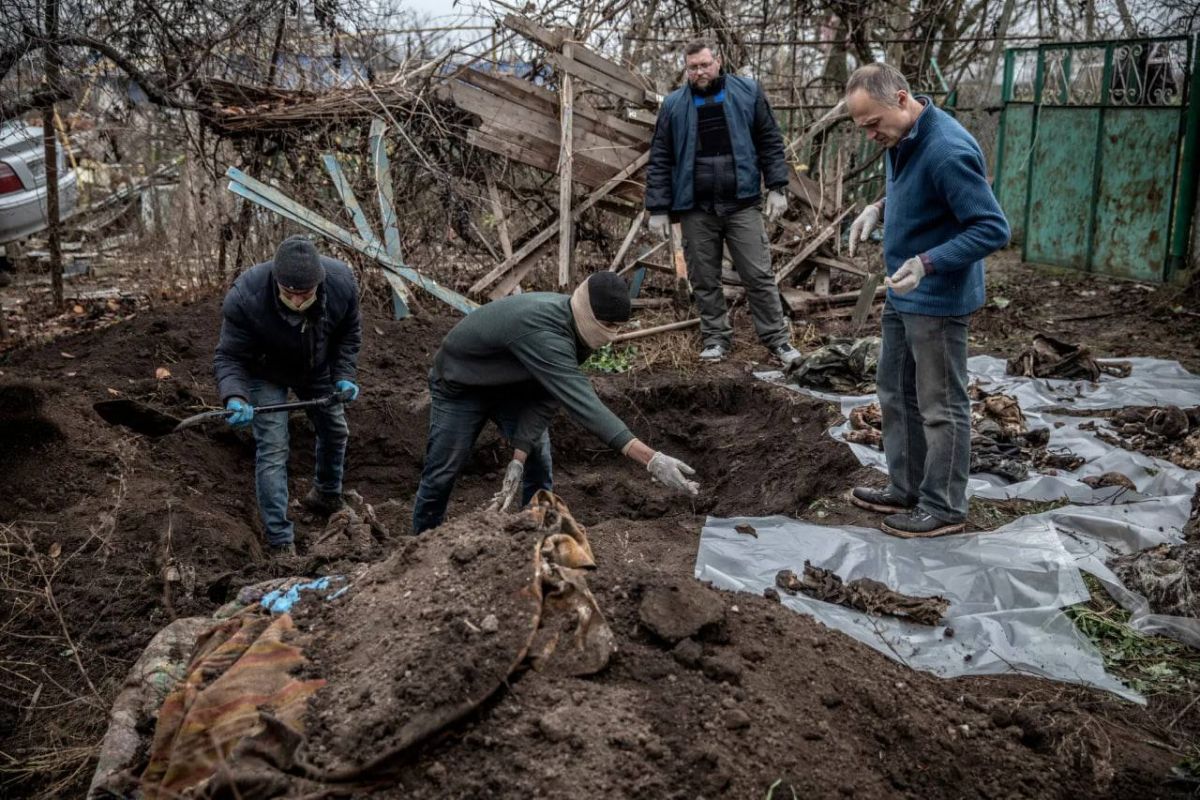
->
[0, 253, 1198, 798]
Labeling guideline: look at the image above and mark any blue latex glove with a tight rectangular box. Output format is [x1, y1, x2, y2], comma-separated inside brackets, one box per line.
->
[335, 380, 360, 403]
[226, 398, 254, 428]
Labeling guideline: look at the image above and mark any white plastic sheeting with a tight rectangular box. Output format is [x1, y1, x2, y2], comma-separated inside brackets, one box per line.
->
[695, 514, 1140, 702]
[718, 356, 1200, 697]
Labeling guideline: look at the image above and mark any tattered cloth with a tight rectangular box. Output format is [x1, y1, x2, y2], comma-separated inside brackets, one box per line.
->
[138, 614, 325, 799]
[776, 562, 949, 626]
[846, 386, 1084, 483]
[785, 337, 881, 394]
[1007, 333, 1132, 381]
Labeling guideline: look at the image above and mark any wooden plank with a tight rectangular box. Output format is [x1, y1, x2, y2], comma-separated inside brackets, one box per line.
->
[225, 168, 477, 315]
[478, 122, 641, 196]
[608, 209, 644, 271]
[557, 46, 575, 288]
[502, 14, 651, 102]
[625, 108, 658, 127]
[545, 52, 647, 106]
[774, 206, 854, 286]
[457, 68, 650, 144]
[613, 318, 699, 342]
[443, 81, 640, 170]
[782, 285, 886, 313]
[486, 176, 513, 260]
[481, 150, 652, 298]
[807, 255, 867, 277]
[814, 267, 831, 296]
[628, 266, 647, 298]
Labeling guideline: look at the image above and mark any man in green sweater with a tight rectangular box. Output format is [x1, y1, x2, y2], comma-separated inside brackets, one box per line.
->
[412, 272, 700, 533]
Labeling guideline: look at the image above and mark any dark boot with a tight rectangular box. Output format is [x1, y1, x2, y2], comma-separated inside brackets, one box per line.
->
[301, 487, 346, 517]
[268, 542, 297, 558]
[849, 486, 914, 515]
[881, 509, 966, 538]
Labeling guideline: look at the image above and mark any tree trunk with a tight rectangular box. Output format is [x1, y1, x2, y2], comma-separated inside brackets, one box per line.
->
[43, 0, 63, 312]
[982, 0, 1017, 106]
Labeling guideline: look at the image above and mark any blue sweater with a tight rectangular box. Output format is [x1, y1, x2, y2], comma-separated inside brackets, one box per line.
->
[883, 99, 1010, 316]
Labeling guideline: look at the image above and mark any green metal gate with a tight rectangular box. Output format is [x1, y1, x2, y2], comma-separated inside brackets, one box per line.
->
[994, 36, 1200, 282]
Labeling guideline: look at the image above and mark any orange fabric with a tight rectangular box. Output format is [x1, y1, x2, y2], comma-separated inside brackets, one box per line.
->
[139, 613, 325, 799]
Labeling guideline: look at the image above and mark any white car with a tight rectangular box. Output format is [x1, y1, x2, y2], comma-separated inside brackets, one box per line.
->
[0, 122, 78, 246]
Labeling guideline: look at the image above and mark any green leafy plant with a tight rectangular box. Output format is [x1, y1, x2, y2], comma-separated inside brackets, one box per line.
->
[583, 344, 638, 374]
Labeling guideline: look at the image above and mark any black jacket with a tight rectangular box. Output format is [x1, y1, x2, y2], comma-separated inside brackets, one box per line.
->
[213, 258, 362, 403]
[646, 74, 789, 214]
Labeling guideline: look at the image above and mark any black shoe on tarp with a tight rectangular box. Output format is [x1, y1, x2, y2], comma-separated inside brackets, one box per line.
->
[301, 488, 346, 517]
[849, 486, 914, 515]
[881, 509, 966, 539]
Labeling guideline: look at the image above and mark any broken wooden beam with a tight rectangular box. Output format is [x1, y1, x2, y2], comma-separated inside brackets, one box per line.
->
[774, 206, 854, 286]
[613, 318, 699, 342]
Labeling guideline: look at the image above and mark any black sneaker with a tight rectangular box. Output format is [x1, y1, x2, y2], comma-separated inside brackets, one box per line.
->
[881, 509, 966, 538]
[849, 486, 914, 515]
[268, 542, 297, 558]
[301, 488, 346, 517]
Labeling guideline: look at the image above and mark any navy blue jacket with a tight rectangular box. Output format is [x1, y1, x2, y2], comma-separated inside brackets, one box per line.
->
[645, 74, 789, 213]
[214, 258, 362, 403]
[883, 99, 1010, 316]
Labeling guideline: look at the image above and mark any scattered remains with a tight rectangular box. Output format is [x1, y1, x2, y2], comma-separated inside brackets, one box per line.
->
[1007, 333, 1132, 381]
[1081, 405, 1200, 470]
[845, 385, 1084, 482]
[775, 562, 949, 626]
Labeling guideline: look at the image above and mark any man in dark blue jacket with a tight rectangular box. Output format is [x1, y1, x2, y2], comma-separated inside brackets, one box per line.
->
[214, 235, 362, 556]
[646, 39, 799, 366]
[844, 64, 1010, 538]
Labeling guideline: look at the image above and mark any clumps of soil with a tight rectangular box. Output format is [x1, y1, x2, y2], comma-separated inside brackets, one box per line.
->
[0, 381, 64, 463]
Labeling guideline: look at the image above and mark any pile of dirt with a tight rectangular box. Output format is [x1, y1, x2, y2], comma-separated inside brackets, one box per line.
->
[0, 286, 1194, 798]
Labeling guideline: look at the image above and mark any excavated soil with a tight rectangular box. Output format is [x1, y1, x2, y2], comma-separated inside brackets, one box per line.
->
[0, 270, 1197, 798]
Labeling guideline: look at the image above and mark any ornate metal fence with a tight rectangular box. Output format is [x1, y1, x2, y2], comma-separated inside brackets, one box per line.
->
[994, 36, 1199, 282]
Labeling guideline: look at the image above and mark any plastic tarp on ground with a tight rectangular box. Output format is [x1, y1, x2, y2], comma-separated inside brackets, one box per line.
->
[695, 513, 1140, 701]
[712, 357, 1200, 699]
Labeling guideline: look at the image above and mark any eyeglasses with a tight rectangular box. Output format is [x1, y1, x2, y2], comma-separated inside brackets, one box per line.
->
[686, 61, 716, 73]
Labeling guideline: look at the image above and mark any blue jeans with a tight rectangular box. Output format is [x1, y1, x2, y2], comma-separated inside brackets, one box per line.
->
[249, 378, 349, 546]
[876, 301, 971, 522]
[412, 378, 553, 534]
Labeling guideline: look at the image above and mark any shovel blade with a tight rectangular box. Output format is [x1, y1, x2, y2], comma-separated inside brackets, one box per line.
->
[93, 399, 182, 437]
[851, 272, 883, 330]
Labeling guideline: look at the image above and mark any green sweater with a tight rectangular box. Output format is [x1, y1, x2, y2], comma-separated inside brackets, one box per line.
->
[431, 292, 635, 454]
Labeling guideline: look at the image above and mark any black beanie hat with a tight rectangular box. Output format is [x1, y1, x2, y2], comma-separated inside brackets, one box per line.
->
[586, 271, 631, 322]
[272, 235, 325, 290]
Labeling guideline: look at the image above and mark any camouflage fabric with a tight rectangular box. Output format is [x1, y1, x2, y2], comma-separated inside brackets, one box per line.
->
[786, 337, 882, 394]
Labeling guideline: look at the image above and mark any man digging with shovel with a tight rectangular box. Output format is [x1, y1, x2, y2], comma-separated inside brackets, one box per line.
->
[412, 271, 700, 534]
[214, 235, 362, 557]
[843, 64, 1009, 538]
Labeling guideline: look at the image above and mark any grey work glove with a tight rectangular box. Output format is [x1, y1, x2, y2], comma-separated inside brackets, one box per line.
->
[647, 451, 699, 496]
[487, 459, 525, 512]
[886, 256, 926, 295]
[648, 213, 671, 240]
[764, 189, 788, 223]
[848, 203, 882, 257]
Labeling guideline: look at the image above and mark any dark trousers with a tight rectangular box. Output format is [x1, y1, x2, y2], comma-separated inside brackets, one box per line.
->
[877, 301, 972, 522]
[679, 205, 789, 349]
[412, 378, 553, 534]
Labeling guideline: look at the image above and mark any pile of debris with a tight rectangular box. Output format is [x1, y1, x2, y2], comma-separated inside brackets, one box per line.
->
[1080, 405, 1200, 471]
[1007, 333, 1132, 381]
[845, 385, 1084, 483]
[772, 562, 949, 626]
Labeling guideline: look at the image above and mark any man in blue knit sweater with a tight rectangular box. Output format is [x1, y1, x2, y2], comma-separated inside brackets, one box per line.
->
[844, 64, 1010, 537]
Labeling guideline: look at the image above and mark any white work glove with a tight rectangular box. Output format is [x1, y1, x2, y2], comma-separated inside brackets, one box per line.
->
[764, 189, 788, 223]
[886, 256, 926, 295]
[647, 451, 699, 496]
[848, 203, 882, 257]
[648, 213, 671, 240]
[487, 459, 525, 512]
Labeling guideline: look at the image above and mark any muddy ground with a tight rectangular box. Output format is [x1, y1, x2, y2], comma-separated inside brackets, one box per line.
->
[1, 252, 1198, 798]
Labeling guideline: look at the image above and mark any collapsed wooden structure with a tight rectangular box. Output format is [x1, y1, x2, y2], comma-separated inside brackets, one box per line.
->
[214, 13, 881, 323]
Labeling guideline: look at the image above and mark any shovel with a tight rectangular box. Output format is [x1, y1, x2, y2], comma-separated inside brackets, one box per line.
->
[94, 392, 349, 438]
[851, 255, 885, 331]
